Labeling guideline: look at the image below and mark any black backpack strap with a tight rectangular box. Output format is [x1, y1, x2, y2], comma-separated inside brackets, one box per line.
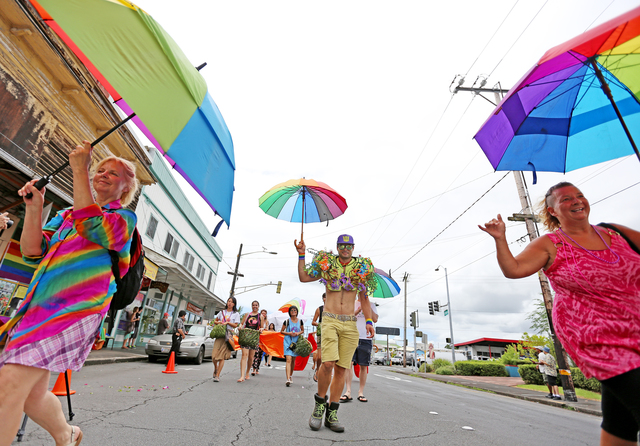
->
[597, 222, 640, 256]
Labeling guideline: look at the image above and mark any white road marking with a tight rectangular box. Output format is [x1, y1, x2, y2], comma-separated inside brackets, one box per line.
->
[373, 373, 412, 383]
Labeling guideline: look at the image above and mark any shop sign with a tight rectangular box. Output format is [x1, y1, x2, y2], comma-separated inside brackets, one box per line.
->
[186, 302, 203, 316]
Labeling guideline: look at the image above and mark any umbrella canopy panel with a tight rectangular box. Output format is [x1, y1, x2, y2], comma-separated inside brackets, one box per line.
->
[475, 5, 640, 174]
[259, 179, 347, 223]
[371, 268, 401, 298]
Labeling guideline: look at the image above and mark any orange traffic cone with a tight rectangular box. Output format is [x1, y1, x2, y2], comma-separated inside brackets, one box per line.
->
[162, 352, 178, 374]
[51, 370, 76, 396]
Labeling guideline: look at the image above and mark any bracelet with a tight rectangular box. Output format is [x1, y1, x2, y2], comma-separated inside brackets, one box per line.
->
[365, 319, 373, 326]
[298, 255, 305, 260]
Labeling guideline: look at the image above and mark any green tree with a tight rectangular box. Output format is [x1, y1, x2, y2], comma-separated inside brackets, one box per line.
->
[526, 297, 551, 337]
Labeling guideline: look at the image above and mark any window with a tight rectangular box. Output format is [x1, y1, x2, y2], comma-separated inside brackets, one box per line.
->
[196, 264, 205, 281]
[207, 271, 213, 289]
[183, 252, 193, 271]
[163, 233, 174, 254]
[145, 215, 158, 239]
[170, 240, 180, 259]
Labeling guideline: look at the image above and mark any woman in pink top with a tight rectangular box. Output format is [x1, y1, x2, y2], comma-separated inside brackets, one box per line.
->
[480, 182, 640, 446]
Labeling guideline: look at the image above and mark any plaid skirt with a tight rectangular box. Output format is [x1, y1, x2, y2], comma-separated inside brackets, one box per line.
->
[0, 313, 102, 373]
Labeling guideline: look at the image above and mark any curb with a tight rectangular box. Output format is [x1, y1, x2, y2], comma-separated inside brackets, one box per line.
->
[84, 355, 147, 366]
[391, 369, 602, 417]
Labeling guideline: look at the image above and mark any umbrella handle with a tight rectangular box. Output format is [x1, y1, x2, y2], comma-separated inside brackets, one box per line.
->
[301, 188, 305, 243]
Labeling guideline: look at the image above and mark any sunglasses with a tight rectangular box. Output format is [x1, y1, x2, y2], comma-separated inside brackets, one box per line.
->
[337, 244, 354, 251]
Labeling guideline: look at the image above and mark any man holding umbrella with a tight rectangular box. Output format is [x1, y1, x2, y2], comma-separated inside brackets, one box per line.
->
[295, 234, 376, 433]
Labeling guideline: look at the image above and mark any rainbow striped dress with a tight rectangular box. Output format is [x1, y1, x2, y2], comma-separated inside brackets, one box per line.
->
[0, 201, 135, 370]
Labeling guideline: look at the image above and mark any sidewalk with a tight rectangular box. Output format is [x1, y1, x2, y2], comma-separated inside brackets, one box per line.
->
[390, 366, 602, 417]
[84, 344, 148, 366]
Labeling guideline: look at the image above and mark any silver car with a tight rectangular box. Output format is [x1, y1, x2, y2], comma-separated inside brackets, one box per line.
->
[145, 324, 218, 364]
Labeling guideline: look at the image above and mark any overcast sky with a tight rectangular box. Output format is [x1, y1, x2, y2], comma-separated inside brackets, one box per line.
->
[134, 0, 640, 347]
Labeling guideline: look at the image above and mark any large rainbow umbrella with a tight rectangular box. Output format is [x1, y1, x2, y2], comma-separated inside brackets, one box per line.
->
[371, 268, 401, 298]
[475, 5, 640, 176]
[29, 0, 235, 224]
[259, 179, 348, 241]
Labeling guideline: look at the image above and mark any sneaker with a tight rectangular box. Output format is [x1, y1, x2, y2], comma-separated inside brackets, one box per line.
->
[309, 394, 326, 431]
[552, 396, 562, 401]
[545, 394, 553, 398]
[325, 402, 345, 433]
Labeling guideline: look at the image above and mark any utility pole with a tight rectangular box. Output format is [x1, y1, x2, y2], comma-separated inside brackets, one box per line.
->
[228, 243, 244, 299]
[413, 311, 417, 371]
[402, 272, 409, 368]
[454, 79, 578, 402]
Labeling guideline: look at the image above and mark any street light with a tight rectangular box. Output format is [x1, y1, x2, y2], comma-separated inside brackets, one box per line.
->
[228, 244, 277, 298]
[435, 265, 456, 365]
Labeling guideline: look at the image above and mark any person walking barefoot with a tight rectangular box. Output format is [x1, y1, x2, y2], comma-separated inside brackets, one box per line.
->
[281, 306, 303, 387]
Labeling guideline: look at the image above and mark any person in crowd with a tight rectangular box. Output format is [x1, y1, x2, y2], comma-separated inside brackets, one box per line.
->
[211, 297, 240, 382]
[311, 293, 326, 382]
[0, 140, 139, 446]
[341, 298, 378, 403]
[539, 346, 561, 401]
[281, 305, 303, 387]
[238, 301, 265, 382]
[479, 182, 640, 445]
[126, 306, 140, 348]
[296, 234, 376, 433]
[251, 309, 268, 376]
[157, 312, 170, 335]
[264, 322, 276, 368]
[0, 212, 11, 231]
[534, 346, 553, 398]
[168, 310, 187, 363]
[121, 307, 134, 349]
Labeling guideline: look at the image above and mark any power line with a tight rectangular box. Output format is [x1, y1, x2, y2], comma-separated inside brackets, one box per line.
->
[391, 172, 510, 274]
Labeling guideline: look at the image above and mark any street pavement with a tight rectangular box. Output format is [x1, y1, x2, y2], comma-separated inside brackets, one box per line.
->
[84, 345, 602, 416]
[11, 348, 603, 445]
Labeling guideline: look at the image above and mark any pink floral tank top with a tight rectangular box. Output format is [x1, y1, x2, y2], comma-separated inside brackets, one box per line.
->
[544, 228, 640, 380]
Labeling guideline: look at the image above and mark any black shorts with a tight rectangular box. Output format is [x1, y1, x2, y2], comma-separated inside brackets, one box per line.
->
[351, 339, 372, 366]
[546, 374, 557, 387]
[600, 367, 640, 441]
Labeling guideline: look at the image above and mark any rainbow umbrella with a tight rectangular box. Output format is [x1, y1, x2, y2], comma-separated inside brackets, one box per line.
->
[29, 0, 235, 224]
[371, 268, 401, 298]
[279, 298, 306, 315]
[259, 179, 347, 241]
[475, 5, 640, 176]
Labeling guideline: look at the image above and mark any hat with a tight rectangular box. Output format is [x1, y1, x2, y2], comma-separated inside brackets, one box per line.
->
[543, 347, 550, 353]
[534, 346, 543, 351]
[337, 234, 355, 245]
[163, 313, 169, 318]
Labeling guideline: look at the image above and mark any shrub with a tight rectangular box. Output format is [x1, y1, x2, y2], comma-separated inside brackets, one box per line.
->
[519, 364, 544, 385]
[435, 365, 456, 375]
[419, 363, 432, 373]
[570, 368, 601, 393]
[432, 358, 452, 371]
[456, 360, 508, 377]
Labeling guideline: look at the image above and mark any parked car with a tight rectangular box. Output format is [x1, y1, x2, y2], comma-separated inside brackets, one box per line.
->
[145, 323, 237, 364]
[394, 353, 417, 366]
[372, 351, 387, 365]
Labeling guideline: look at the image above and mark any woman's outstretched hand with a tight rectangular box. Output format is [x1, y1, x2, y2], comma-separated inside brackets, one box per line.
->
[479, 214, 507, 240]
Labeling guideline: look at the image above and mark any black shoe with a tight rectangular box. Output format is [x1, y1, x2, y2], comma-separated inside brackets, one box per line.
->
[545, 394, 553, 398]
[552, 396, 562, 401]
[309, 394, 327, 431]
[325, 402, 345, 433]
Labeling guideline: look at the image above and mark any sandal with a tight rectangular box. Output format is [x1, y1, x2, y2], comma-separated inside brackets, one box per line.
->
[340, 394, 353, 402]
[357, 395, 368, 402]
[65, 426, 83, 446]
[313, 371, 317, 382]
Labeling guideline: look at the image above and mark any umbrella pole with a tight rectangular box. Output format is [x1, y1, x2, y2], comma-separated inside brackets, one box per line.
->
[301, 189, 305, 243]
[590, 60, 640, 163]
[24, 112, 137, 199]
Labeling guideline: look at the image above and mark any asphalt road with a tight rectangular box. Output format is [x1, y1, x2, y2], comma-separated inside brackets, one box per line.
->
[14, 357, 601, 445]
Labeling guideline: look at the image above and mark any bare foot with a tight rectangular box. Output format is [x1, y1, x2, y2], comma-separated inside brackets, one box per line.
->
[245, 374, 251, 380]
[237, 377, 245, 382]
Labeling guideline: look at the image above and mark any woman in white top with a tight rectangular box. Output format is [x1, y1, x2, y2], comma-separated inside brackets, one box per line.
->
[211, 297, 240, 382]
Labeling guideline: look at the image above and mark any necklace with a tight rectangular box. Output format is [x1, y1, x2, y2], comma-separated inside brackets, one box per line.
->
[558, 226, 620, 264]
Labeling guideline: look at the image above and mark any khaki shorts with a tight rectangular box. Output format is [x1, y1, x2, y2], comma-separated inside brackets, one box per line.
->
[320, 315, 359, 369]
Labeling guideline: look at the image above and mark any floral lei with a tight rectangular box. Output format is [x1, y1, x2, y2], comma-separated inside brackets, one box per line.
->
[305, 250, 377, 293]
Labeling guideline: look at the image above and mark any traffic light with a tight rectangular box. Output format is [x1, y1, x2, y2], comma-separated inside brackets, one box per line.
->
[276, 281, 282, 294]
[428, 302, 434, 315]
[409, 311, 416, 327]
[433, 301, 439, 312]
